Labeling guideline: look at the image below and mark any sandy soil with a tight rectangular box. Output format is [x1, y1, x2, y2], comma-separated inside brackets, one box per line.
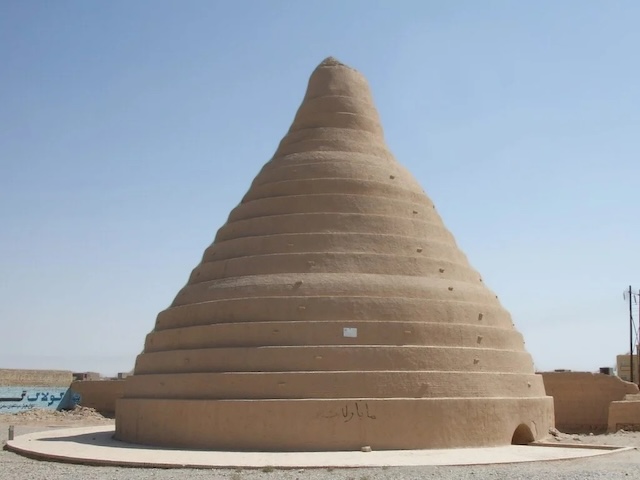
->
[546, 427, 640, 448]
[0, 405, 112, 426]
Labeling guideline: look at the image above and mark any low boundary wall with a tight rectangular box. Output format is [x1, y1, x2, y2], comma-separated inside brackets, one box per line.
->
[541, 371, 638, 433]
[70, 380, 125, 415]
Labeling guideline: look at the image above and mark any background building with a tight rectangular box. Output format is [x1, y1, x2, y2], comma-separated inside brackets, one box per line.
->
[617, 351, 639, 384]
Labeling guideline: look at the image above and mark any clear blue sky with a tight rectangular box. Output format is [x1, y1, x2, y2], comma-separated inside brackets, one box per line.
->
[1, 1, 639, 376]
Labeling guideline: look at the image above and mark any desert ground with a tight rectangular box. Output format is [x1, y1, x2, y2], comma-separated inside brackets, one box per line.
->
[1, 409, 640, 480]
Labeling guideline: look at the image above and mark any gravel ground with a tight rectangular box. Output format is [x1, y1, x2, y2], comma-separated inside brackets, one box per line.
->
[2, 411, 640, 480]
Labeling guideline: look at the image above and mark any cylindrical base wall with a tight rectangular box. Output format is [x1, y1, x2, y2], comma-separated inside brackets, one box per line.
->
[115, 397, 554, 451]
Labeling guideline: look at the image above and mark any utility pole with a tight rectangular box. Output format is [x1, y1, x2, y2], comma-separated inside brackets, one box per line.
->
[629, 285, 634, 384]
[637, 288, 640, 387]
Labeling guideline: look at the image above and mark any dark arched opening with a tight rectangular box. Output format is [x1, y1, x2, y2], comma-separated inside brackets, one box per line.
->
[511, 423, 535, 445]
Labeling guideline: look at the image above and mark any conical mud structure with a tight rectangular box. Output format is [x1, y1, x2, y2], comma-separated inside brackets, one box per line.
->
[115, 57, 554, 451]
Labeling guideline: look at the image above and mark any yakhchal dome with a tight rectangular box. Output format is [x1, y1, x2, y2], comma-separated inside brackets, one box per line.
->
[115, 57, 554, 451]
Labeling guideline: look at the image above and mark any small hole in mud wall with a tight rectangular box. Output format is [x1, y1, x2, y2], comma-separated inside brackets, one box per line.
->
[511, 424, 535, 445]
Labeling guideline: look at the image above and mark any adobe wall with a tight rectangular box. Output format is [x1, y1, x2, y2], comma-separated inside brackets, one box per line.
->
[70, 380, 125, 415]
[608, 397, 640, 432]
[116, 396, 553, 451]
[0, 369, 72, 387]
[541, 372, 638, 433]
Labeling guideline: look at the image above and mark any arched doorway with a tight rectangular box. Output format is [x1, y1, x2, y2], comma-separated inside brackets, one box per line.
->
[511, 423, 535, 445]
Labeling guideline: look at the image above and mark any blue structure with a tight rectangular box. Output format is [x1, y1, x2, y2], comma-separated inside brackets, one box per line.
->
[0, 386, 79, 413]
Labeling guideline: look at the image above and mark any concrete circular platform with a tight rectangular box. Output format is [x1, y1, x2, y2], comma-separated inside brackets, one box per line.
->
[4, 426, 632, 469]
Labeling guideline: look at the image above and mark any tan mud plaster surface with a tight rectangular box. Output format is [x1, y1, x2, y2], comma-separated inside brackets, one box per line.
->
[116, 57, 554, 450]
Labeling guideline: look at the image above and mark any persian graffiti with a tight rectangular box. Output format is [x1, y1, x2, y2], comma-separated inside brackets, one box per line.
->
[319, 401, 377, 422]
[341, 401, 377, 423]
[25, 392, 67, 405]
[0, 390, 27, 402]
[0, 387, 74, 413]
[0, 403, 35, 411]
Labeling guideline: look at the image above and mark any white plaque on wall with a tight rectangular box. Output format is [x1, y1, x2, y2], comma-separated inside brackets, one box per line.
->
[343, 327, 358, 338]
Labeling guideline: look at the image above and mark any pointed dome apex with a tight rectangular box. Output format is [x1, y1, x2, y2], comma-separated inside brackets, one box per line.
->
[303, 57, 372, 103]
[318, 56, 349, 68]
[280, 58, 382, 143]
